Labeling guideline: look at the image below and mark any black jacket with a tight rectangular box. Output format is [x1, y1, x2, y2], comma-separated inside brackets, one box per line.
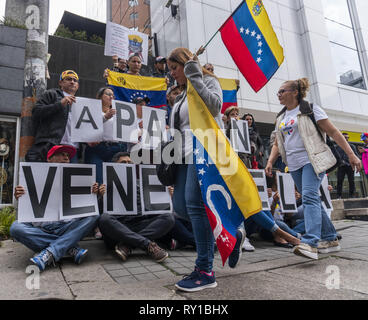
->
[32, 88, 69, 145]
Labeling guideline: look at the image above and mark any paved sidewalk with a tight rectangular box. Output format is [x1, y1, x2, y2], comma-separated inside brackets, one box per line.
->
[1, 219, 368, 300]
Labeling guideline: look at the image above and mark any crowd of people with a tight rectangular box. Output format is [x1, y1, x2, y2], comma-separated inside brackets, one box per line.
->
[10, 46, 365, 293]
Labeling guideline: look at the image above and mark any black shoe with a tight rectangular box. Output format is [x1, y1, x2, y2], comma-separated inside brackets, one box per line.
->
[273, 241, 293, 249]
[336, 233, 342, 240]
[228, 229, 246, 268]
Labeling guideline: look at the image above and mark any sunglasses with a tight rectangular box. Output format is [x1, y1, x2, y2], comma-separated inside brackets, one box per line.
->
[64, 77, 79, 83]
[277, 89, 293, 96]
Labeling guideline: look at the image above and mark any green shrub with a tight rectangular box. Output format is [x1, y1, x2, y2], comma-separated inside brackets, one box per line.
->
[0, 16, 27, 29]
[0, 206, 16, 241]
[89, 34, 104, 46]
[73, 30, 88, 42]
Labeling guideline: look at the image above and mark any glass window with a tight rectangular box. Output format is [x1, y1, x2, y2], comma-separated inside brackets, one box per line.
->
[130, 12, 138, 21]
[322, 0, 366, 89]
[129, 0, 139, 7]
[0, 119, 17, 205]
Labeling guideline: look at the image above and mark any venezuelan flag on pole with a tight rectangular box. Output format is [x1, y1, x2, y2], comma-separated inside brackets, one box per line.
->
[220, 0, 284, 92]
[218, 78, 238, 114]
[187, 80, 262, 265]
[107, 70, 168, 108]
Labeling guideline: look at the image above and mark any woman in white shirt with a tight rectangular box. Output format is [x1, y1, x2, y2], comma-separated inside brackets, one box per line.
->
[266, 78, 361, 260]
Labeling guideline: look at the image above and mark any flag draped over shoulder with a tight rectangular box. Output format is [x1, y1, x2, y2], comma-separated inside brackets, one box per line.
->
[218, 78, 238, 114]
[187, 80, 262, 265]
[220, 0, 284, 92]
[107, 70, 168, 108]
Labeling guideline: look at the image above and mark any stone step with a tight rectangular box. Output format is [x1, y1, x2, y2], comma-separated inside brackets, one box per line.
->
[343, 198, 368, 210]
[344, 208, 368, 221]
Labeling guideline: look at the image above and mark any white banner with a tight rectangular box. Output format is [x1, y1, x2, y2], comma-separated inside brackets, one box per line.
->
[103, 163, 137, 215]
[276, 172, 297, 213]
[140, 106, 168, 149]
[18, 163, 99, 222]
[113, 100, 139, 143]
[139, 165, 172, 215]
[230, 119, 251, 154]
[59, 164, 99, 220]
[249, 169, 270, 211]
[71, 97, 104, 143]
[104, 21, 149, 65]
[18, 163, 61, 223]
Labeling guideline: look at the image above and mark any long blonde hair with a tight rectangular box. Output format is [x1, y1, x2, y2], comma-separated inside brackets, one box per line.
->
[167, 47, 215, 78]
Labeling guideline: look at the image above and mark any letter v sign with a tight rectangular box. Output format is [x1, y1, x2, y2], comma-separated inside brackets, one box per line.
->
[22, 165, 58, 219]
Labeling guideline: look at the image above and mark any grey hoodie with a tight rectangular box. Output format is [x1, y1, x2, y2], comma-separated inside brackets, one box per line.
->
[170, 60, 224, 158]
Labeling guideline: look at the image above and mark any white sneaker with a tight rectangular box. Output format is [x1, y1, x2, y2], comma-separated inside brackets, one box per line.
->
[242, 236, 255, 252]
[317, 240, 341, 254]
[293, 243, 318, 260]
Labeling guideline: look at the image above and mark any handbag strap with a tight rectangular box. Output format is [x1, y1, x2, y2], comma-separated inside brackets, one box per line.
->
[173, 91, 187, 131]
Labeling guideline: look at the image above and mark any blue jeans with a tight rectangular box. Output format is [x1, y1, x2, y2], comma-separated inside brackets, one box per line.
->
[290, 163, 337, 247]
[85, 142, 127, 184]
[173, 164, 214, 273]
[10, 216, 99, 261]
[244, 210, 279, 235]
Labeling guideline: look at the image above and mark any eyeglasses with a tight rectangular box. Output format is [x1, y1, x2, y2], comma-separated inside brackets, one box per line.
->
[104, 93, 115, 98]
[277, 89, 293, 96]
[64, 77, 79, 83]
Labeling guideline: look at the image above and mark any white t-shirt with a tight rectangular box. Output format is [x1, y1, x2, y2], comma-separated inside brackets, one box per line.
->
[60, 92, 79, 148]
[279, 104, 328, 172]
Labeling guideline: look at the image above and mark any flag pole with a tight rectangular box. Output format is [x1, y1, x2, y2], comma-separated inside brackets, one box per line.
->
[196, 30, 220, 56]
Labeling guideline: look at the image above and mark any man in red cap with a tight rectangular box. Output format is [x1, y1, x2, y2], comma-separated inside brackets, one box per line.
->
[25, 70, 80, 163]
[10, 145, 104, 272]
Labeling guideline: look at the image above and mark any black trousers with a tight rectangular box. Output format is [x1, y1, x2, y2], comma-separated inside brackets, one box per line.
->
[98, 213, 175, 249]
[336, 165, 355, 198]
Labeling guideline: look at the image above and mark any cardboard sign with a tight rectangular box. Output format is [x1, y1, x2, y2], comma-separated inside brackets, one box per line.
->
[103, 163, 137, 215]
[230, 119, 251, 154]
[140, 106, 168, 149]
[71, 97, 104, 143]
[18, 163, 99, 223]
[276, 172, 297, 213]
[60, 164, 99, 220]
[249, 169, 270, 211]
[139, 165, 172, 215]
[104, 21, 149, 65]
[18, 163, 61, 223]
[320, 175, 333, 218]
[113, 100, 139, 143]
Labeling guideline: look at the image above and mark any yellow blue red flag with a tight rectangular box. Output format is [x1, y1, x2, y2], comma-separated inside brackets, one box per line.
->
[107, 70, 168, 108]
[218, 78, 238, 114]
[220, 0, 284, 92]
[187, 80, 262, 265]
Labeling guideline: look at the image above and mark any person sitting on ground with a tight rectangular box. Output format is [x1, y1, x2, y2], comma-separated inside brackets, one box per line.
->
[98, 152, 175, 263]
[157, 186, 196, 250]
[25, 70, 80, 163]
[10, 145, 102, 272]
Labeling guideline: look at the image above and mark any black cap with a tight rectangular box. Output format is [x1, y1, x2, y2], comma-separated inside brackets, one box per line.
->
[133, 96, 150, 104]
[155, 56, 166, 63]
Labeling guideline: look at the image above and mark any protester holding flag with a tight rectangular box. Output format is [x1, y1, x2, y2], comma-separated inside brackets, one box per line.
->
[167, 47, 224, 292]
[127, 53, 143, 76]
[265, 78, 361, 260]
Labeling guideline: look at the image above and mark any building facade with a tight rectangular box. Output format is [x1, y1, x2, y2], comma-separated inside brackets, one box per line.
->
[150, 0, 368, 197]
[111, 0, 151, 34]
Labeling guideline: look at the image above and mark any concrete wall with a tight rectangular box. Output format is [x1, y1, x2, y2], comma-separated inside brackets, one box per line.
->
[0, 25, 26, 116]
